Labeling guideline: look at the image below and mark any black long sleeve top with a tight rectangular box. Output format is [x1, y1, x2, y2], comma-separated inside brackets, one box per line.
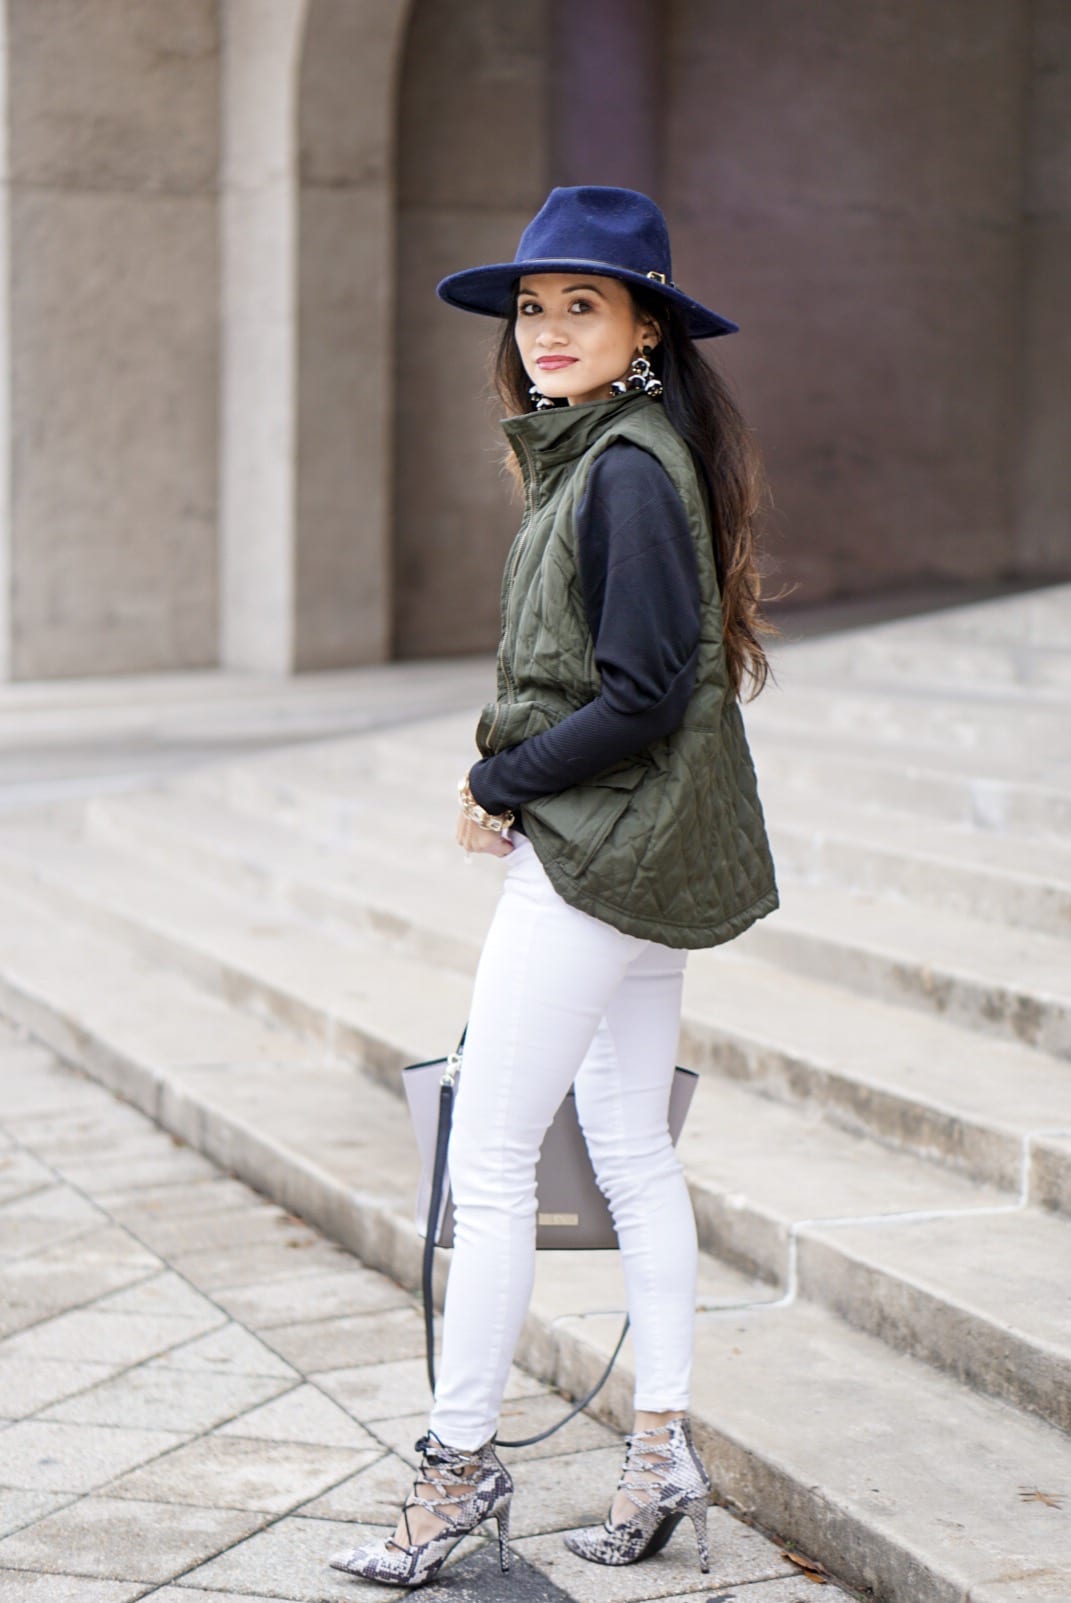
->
[467, 441, 702, 831]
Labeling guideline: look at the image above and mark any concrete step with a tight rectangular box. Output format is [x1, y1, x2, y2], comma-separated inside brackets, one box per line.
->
[0, 884, 1069, 1601]
[0, 806, 1068, 1428]
[0, 659, 493, 749]
[765, 792, 1071, 935]
[119, 708, 1071, 931]
[778, 628, 1071, 694]
[796, 1206, 1071, 1433]
[737, 880, 1071, 1059]
[676, 1072, 1011, 1282]
[84, 784, 487, 977]
[746, 729, 1071, 842]
[78, 787, 1071, 1205]
[0, 814, 1006, 1282]
[136, 746, 1071, 1067]
[0, 813, 475, 1078]
[680, 951, 1071, 1200]
[745, 676, 1071, 768]
[188, 729, 1071, 939]
[773, 582, 1071, 692]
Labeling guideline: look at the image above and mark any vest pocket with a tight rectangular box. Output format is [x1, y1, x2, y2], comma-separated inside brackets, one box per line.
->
[530, 759, 650, 879]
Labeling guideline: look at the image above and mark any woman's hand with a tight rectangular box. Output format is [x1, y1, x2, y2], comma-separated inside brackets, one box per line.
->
[456, 810, 515, 857]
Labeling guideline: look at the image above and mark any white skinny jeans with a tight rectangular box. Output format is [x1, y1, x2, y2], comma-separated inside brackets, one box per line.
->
[427, 831, 698, 1450]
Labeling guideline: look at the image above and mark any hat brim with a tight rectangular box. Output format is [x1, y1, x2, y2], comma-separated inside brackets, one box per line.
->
[436, 257, 739, 339]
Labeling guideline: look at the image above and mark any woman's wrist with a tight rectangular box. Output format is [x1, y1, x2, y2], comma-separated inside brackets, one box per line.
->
[458, 774, 515, 835]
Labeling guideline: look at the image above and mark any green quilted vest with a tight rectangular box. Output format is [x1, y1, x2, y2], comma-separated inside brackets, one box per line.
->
[475, 385, 779, 948]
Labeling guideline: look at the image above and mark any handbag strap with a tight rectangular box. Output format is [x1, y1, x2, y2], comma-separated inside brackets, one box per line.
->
[421, 1028, 629, 1450]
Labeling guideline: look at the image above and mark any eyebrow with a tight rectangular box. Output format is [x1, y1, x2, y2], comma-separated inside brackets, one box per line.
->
[517, 283, 607, 298]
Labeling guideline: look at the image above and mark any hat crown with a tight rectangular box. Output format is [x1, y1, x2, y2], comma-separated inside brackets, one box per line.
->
[514, 186, 673, 283]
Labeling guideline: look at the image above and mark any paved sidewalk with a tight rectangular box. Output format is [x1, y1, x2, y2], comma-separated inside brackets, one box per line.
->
[0, 1014, 852, 1603]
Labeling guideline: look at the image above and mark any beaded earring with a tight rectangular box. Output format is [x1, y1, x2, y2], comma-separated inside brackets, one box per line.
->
[610, 347, 663, 399]
[528, 384, 557, 411]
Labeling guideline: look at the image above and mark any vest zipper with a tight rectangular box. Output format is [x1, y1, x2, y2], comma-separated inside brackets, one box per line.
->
[487, 430, 538, 750]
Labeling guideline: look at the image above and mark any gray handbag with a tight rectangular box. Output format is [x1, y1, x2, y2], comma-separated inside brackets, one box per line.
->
[402, 1026, 698, 1446]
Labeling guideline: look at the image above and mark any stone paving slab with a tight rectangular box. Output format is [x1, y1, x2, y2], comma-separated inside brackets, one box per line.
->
[154, 1319, 302, 1379]
[0, 1417, 189, 1492]
[96, 1174, 275, 1219]
[255, 1304, 429, 1371]
[91, 1268, 233, 1324]
[106, 1435, 380, 1514]
[313, 1354, 547, 1424]
[0, 1486, 74, 1538]
[0, 1020, 856, 1602]
[210, 1263, 411, 1327]
[38, 1357, 295, 1433]
[0, 1303, 228, 1366]
[0, 1575, 147, 1602]
[214, 1380, 379, 1449]
[0, 1355, 117, 1418]
[0, 1494, 268, 1582]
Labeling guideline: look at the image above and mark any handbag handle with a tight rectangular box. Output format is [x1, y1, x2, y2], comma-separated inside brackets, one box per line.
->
[421, 1025, 629, 1450]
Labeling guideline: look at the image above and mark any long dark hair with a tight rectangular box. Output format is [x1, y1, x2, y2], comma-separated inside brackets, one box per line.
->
[490, 283, 780, 701]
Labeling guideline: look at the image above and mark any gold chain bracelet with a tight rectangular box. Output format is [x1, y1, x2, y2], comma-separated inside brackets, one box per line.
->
[458, 776, 515, 835]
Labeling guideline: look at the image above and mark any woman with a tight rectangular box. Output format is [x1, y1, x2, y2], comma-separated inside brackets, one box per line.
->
[329, 185, 779, 1589]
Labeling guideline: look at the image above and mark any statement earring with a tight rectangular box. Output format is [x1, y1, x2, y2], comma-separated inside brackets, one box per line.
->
[528, 383, 557, 412]
[610, 347, 663, 399]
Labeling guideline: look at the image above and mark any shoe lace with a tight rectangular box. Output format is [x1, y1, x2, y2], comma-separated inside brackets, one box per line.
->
[387, 1432, 487, 1554]
[611, 1425, 676, 1520]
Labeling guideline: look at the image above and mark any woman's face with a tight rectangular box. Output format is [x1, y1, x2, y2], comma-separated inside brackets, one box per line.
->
[514, 272, 660, 407]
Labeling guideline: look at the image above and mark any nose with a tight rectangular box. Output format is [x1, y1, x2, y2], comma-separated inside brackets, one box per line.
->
[534, 318, 568, 348]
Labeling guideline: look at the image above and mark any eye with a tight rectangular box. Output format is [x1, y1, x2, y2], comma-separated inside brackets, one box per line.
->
[569, 298, 593, 313]
[517, 301, 540, 316]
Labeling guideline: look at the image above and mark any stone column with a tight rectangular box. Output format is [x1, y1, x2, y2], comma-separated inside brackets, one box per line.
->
[0, 3, 10, 681]
[2, 0, 220, 680]
[219, 0, 305, 673]
[293, 0, 411, 669]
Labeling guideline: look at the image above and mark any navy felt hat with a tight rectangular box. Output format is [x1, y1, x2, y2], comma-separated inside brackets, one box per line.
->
[436, 185, 739, 340]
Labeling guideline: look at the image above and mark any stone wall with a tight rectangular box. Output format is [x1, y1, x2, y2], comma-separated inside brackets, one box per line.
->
[665, 0, 1035, 604]
[0, 0, 1065, 679]
[1018, 0, 1071, 578]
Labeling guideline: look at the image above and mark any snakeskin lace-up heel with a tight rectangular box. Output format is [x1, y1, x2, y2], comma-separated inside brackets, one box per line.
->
[563, 1417, 711, 1572]
[327, 1429, 513, 1588]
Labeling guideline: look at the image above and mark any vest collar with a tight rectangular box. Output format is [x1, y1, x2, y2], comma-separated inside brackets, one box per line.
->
[500, 386, 653, 477]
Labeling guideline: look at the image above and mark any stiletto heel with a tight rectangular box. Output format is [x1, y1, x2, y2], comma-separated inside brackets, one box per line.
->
[685, 1493, 710, 1572]
[496, 1500, 512, 1572]
[564, 1417, 713, 1571]
[327, 1430, 513, 1588]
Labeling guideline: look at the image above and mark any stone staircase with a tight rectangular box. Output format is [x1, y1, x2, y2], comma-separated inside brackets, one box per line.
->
[0, 584, 1069, 1602]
